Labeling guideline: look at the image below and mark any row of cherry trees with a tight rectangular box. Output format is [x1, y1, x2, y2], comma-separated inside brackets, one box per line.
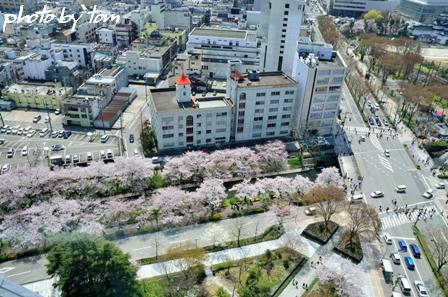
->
[0, 166, 343, 249]
[0, 157, 155, 212]
[162, 140, 289, 184]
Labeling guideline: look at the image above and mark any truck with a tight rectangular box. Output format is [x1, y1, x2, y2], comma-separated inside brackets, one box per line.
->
[50, 155, 64, 166]
[382, 259, 393, 284]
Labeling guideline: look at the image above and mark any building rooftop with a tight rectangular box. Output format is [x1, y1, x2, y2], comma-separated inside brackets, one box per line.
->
[150, 89, 232, 113]
[0, 277, 41, 297]
[190, 27, 247, 39]
[233, 72, 297, 88]
[300, 51, 347, 68]
[5, 83, 70, 96]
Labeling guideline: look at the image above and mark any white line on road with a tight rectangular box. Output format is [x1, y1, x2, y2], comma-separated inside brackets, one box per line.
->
[6, 270, 31, 277]
[420, 173, 430, 189]
[389, 236, 416, 241]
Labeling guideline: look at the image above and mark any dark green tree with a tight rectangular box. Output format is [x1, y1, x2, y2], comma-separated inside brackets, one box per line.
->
[47, 234, 142, 297]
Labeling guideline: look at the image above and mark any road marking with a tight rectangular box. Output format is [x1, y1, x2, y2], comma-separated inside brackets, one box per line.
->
[0, 267, 15, 274]
[132, 246, 152, 252]
[389, 236, 416, 241]
[370, 135, 383, 151]
[420, 173, 430, 189]
[378, 154, 393, 172]
[6, 270, 31, 277]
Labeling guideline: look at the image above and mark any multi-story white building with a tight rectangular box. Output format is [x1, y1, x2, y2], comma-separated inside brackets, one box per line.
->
[97, 28, 115, 45]
[259, 0, 304, 75]
[186, 27, 260, 79]
[226, 60, 298, 142]
[148, 73, 233, 149]
[292, 43, 347, 136]
[23, 53, 53, 81]
[50, 44, 93, 68]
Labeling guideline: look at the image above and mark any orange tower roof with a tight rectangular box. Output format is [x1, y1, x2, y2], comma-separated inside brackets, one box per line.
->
[176, 74, 191, 85]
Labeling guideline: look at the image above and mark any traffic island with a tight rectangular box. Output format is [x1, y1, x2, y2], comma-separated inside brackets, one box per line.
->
[301, 221, 339, 245]
[333, 231, 363, 263]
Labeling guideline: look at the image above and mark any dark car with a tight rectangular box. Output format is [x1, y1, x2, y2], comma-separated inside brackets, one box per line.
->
[63, 131, 72, 139]
[51, 144, 64, 151]
[129, 134, 134, 143]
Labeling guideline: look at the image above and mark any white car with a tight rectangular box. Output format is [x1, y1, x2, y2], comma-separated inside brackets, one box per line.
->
[414, 280, 429, 297]
[27, 130, 36, 137]
[422, 189, 433, 199]
[370, 191, 384, 198]
[435, 182, 445, 189]
[1, 163, 10, 174]
[390, 252, 400, 264]
[383, 233, 392, 245]
[21, 146, 28, 157]
[384, 149, 390, 157]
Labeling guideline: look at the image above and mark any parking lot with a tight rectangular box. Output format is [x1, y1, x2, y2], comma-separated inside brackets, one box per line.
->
[0, 124, 120, 171]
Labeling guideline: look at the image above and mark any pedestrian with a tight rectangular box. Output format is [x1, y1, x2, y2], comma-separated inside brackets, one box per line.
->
[319, 255, 322, 261]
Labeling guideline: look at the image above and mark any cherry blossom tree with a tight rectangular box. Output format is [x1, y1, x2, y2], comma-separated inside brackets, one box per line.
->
[254, 141, 289, 173]
[315, 167, 344, 188]
[316, 257, 365, 297]
[196, 178, 227, 214]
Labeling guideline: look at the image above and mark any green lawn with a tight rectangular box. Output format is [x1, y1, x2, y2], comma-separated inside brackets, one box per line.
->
[214, 248, 304, 297]
[288, 156, 302, 169]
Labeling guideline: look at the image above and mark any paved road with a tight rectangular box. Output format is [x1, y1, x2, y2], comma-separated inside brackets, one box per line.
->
[339, 54, 446, 296]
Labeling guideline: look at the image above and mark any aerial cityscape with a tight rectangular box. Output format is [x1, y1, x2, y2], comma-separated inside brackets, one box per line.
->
[0, 0, 447, 296]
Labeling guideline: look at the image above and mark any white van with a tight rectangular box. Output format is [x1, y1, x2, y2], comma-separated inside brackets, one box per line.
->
[395, 185, 406, 193]
[350, 193, 364, 203]
[399, 277, 411, 295]
[39, 128, 49, 137]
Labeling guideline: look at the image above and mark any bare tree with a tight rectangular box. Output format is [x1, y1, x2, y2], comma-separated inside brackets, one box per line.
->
[232, 218, 245, 247]
[428, 228, 448, 273]
[303, 186, 345, 231]
[346, 203, 381, 248]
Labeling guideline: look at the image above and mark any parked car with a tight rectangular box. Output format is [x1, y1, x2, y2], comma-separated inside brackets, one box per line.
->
[51, 144, 64, 152]
[65, 154, 72, 164]
[129, 134, 134, 143]
[383, 233, 392, 245]
[7, 148, 14, 158]
[384, 149, 390, 157]
[27, 130, 36, 137]
[63, 131, 72, 139]
[44, 116, 50, 123]
[100, 135, 109, 143]
[133, 149, 139, 157]
[100, 150, 106, 159]
[17, 128, 23, 136]
[404, 256, 415, 270]
[58, 130, 64, 138]
[73, 154, 80, 164]
[390, 252, 400, 264]
[435, 182, 445, 189]
[370, 191, 384, 198]
[106, 149, 113, 159]
[87, 152, 93, 162]
[398, 239, 407, 252]
[0, 139, 4, 145]
[21, 146, 28, 157]
[304, 206, 317, 216]
[39, 128, 49, 137]
[1, 163, 10, 174]
[33, 114, 41, 123]
[151, 156, 163, 164]
[51, 131, 59, 138]
[55, 108, 61, 115]
[414, 280, 429, 297]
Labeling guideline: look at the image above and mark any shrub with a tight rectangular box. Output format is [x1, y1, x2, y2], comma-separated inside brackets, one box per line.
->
[283, 259, 290, 270]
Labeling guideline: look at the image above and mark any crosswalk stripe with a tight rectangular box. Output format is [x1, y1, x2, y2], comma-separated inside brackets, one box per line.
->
[378, 154, 394, 172]
[381, 206, 439, 229]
